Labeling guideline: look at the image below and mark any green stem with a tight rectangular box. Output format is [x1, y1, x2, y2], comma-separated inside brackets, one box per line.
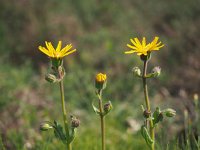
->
[98, 90, 105, 150]
[142, 60, 155, 150]
[59, 80, 71, 150]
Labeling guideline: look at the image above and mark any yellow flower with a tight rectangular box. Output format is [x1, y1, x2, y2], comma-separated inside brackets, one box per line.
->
[125, 37, 164, 56]
[95, 73, 107, 90]
[38, 41, 76, 59]
[95, 73, 107, 83]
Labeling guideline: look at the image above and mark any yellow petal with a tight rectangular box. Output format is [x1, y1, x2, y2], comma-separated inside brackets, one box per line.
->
[60, 44, 72, 55]
[151, 37, 159, 46]
[38, 46, 52, 57]
[62, 49, 76, 57]
[125, 50, 135, 54]
[130, 39, 137, 47]
[56, 41, 62, 52]
[142, 37, 146, 47]
[127, 44, 137, 50]
[134, 38, 142, 49]
[48, 42, 56, 57]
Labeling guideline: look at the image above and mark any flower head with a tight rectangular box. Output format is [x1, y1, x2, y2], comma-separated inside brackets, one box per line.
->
[95, 73, 107, 83]
[38, 41, 76, 59]
[95, 73, 107, 90]
[125, 37, 164, 56]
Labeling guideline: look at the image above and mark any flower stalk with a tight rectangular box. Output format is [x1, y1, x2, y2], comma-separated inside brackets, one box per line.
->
[142, 59, 155, 150]
[93, 73, 112, 150]
[59, 80, 71, 150]
[125, 37, 175, 150]
[38, 41, 78, 150]
[98, 90, 106, 150]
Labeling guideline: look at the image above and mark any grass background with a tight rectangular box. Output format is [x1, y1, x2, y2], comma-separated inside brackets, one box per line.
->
[0, 0, 200, 149]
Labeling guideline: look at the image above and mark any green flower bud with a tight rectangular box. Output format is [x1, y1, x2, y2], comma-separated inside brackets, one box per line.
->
[163, 108, 176, 117]
[132, 67, 141, 77]
[193, 93, 199, 107]
[143, 110, 151, 118]
[45, 74, 57, 83]
[57, 66, 65, 80]
[103, 101, 113, 115]
[71, 117, 80, 128]
[40, 123, 52, 131]
[152, 66, 161, 77]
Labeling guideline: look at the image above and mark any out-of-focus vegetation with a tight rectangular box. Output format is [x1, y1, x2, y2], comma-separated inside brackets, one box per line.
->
[0, 0, 200, 149]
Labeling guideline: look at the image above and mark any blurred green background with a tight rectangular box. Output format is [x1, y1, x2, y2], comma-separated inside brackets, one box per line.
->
[0, 0, 200, 149]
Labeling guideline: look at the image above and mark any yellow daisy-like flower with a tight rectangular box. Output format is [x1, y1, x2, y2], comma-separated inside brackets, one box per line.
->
[38, 41, 76, 59]
[125, 37, 164, 56]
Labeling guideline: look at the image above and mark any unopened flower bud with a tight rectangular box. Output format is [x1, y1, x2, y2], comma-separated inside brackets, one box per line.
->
[71, 117, 80, 128]
[45, 74, 57, 83]
[143, 110, 151, 118]
[132, 67, 141, 77]
[193, 93, 199, 107]
[104, 101, 112, 114]
[58, 66, 65, 80]
[163, 108, 176, 117]
[40, 123, 52, 131]
[95, 73, 107, 90]
[152, 66, 161, 77]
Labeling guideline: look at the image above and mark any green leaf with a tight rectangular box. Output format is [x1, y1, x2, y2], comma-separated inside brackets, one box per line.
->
[53, 121, 67, 144]
[141, 125, 154, 147]
[153, 107, 163, 126]
[92, 102, 100, 115]
[68, 127, 76, 143]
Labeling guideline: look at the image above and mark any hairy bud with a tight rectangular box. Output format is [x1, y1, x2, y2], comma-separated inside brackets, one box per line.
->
[132, 67, 141, 77]
[40, 123, 52, 131]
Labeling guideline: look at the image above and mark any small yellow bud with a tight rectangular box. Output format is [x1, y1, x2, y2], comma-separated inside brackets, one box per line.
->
[95, 73, 107, 90]
[95, 73, 107, 83]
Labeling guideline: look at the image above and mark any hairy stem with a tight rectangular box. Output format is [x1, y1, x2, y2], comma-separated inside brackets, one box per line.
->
[59, 80, 71, 150]
[142, 60, 155, 150]
[98, 90, 105, 150]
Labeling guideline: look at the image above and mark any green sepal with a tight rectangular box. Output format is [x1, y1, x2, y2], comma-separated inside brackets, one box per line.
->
[92, 102, 100, 115]
[141, 125, 154, 147]
[53, 121, 67, 144]
[95, 80, 107, 91]
[51, 58, 63, 68]
[140, 53, 151, 61]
